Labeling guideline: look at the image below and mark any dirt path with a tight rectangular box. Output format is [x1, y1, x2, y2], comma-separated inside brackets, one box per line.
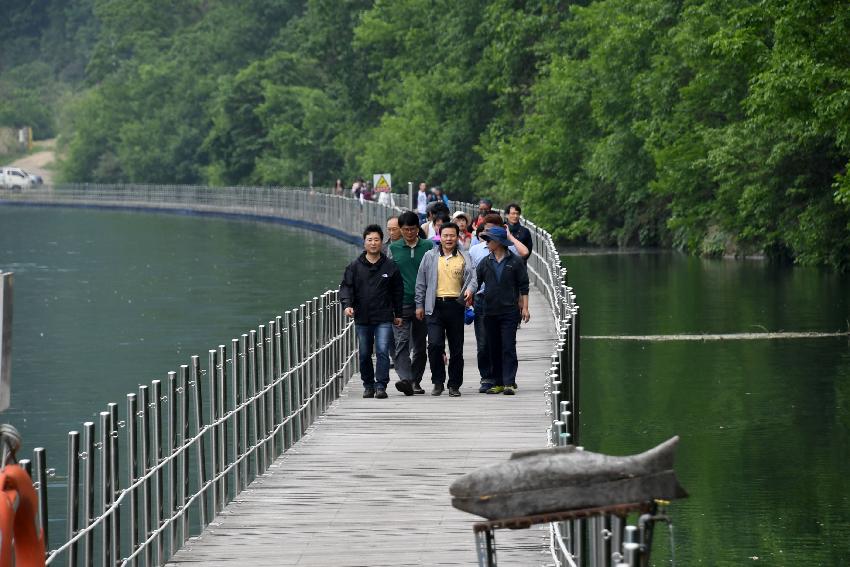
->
[9, 138, 57, 185]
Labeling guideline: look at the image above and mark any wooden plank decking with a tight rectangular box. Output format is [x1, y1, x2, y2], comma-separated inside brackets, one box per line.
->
[168, 290, 556, 566]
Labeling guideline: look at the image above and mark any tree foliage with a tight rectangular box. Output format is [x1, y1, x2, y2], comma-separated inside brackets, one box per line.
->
[3, 0, 849, 268]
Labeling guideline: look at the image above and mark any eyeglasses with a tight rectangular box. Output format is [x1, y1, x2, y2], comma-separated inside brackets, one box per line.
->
[400, 226, 419, 232]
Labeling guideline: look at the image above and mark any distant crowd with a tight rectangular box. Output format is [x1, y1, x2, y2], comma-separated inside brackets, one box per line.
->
[338, 182, 534, 400]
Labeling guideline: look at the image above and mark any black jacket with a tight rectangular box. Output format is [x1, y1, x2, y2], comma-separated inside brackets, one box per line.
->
[339, 252, 404, 324]
[508, 222, 533, 262]
[475, 250, 530, 316]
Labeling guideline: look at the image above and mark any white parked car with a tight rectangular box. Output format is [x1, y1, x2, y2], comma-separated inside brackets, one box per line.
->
[0, 167, 32, 191]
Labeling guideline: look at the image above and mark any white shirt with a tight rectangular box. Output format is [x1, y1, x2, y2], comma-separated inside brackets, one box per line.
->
[417, 191, 428, 214]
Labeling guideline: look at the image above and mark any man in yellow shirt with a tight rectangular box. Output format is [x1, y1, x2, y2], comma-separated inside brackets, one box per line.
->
[415, 222, 477, 396]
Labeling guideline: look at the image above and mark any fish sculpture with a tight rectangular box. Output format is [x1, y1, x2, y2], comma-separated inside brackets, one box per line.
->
[449, 436, 687, 520]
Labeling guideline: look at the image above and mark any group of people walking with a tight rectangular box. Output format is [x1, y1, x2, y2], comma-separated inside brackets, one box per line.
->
[339, 196, 534, 400]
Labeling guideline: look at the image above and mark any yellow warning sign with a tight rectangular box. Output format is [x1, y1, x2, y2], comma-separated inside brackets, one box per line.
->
[373, 173, 392, 192]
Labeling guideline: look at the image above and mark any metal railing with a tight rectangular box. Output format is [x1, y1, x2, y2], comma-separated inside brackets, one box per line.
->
[3, 185, 593, 565]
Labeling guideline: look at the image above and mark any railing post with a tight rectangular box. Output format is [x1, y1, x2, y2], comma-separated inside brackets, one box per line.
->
[216, 344, 227, 506]
[207, 349, 219, 515]
[282, 312, 293, 450]
[255, 327, 268, 473]
[190, 355, 209, 527]
[274, 316, 285, 455]
[230, 337, 240, 496]
[264, 322, 275, 462]
[248, 329, 260, 475]
[178, 364, 190, 542]
[239, 334, 250, 489]
[151, 379, 164, 564]
[33, 447, 49, 556]
[167, 371, 178, 557]
[126, 394, 138, 567]
[81, 421, 94, 567]
[99, 411, 113, 567]
[66, 430, 80, 567]
[138, 385, 152, 567]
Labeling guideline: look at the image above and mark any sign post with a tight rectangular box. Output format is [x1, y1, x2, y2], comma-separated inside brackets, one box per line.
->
[0, 272, 13, 412]
[373, 173, 394, 206]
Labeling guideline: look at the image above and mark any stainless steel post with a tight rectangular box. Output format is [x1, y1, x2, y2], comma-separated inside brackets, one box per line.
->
[127, 394, 138, 567]
[589, 515, 601, 567]
[623, 542, 639, 566]
[66, 430, 80, 567]
[190, 355, 209, 526]
[138, 385, 152, 566]
[239, 334, 249, 489]
[108, 401, 120, 562]
[207, 349, 219, 515]
[274, 316, 285, 455]
[310, 298, 318, 420]
[302, 302, 312, 429]
[611, 515, 624, 565]
[247, 330, 260, 475]
[281, 313, 293, 450]
[230, 337, 240, 496]
[99, 411, 113, 567]
[33, 447, 48, 553]
[152, 380, 164, 564]
[82, 421, 95, 567]
[264, 322, 274, 461]
[217, 344, 226, 503]
[167, 371, 178, 557]
[572, 307, 581, 445]
[255, 326, 267, 472]
[290, 309, 303, 441]
[320, 295, 328, 411]
[178, 364, 190, 541]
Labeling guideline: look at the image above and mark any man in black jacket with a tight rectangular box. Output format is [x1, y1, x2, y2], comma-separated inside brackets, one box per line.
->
[340, 225, 404, 399]
[505, 202, 533, 263]
[476, 227, 530, 396]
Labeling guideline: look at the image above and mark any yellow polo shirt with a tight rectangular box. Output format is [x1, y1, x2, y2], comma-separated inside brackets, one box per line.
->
[436, 250, 465, 297]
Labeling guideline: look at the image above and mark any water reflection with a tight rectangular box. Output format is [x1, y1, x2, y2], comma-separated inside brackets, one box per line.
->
[565, 252, 850, 564]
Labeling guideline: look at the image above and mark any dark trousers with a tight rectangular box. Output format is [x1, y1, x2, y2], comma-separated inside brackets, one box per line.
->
[426, 300, 465, 387]
[484, 311, 520, 387]
[393, 304, 427, 384]
[473, 294, 491, 385]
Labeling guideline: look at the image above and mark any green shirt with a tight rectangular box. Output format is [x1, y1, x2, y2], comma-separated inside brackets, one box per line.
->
[389, 237, 434, 305]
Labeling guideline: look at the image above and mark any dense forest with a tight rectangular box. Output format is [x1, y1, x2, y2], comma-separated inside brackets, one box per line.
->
[2, 0, 849, 268]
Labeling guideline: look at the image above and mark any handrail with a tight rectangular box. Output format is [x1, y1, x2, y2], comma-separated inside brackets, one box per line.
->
[2, 185, 584, 566]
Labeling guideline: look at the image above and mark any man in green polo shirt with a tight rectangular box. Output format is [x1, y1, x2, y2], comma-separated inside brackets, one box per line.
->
[388, 211, 434, 395]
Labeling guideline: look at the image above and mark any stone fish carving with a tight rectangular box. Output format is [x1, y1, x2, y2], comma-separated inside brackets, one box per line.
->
[450, 436, 687, 520]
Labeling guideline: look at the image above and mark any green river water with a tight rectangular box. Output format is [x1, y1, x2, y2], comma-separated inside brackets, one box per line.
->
[1, 206, 848, 564]
[566, 252, 849, 565]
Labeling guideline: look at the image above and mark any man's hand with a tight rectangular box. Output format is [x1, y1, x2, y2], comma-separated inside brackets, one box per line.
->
[394, 317, 403, 327]
[463, 288, 474, 306]
[344, 307, 354, 318]
[415, 307, 425, 320]
[521, 306, 530, 323]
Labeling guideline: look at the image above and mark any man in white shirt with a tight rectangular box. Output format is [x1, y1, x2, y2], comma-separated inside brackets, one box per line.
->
[416, 182, 428, 223]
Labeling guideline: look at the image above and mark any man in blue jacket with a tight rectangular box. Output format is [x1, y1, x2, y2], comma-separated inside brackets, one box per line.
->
[340, 225, 404, 399]
[476, 227, 530, 395]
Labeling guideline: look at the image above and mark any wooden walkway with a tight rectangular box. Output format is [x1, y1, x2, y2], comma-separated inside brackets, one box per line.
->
[168, 290, 556, 566]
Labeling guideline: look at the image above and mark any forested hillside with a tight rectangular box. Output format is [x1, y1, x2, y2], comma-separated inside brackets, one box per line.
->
[2, 0, 849, 268]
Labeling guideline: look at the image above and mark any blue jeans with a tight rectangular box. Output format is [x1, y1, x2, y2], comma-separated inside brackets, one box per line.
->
[356, 323, 393, 389]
